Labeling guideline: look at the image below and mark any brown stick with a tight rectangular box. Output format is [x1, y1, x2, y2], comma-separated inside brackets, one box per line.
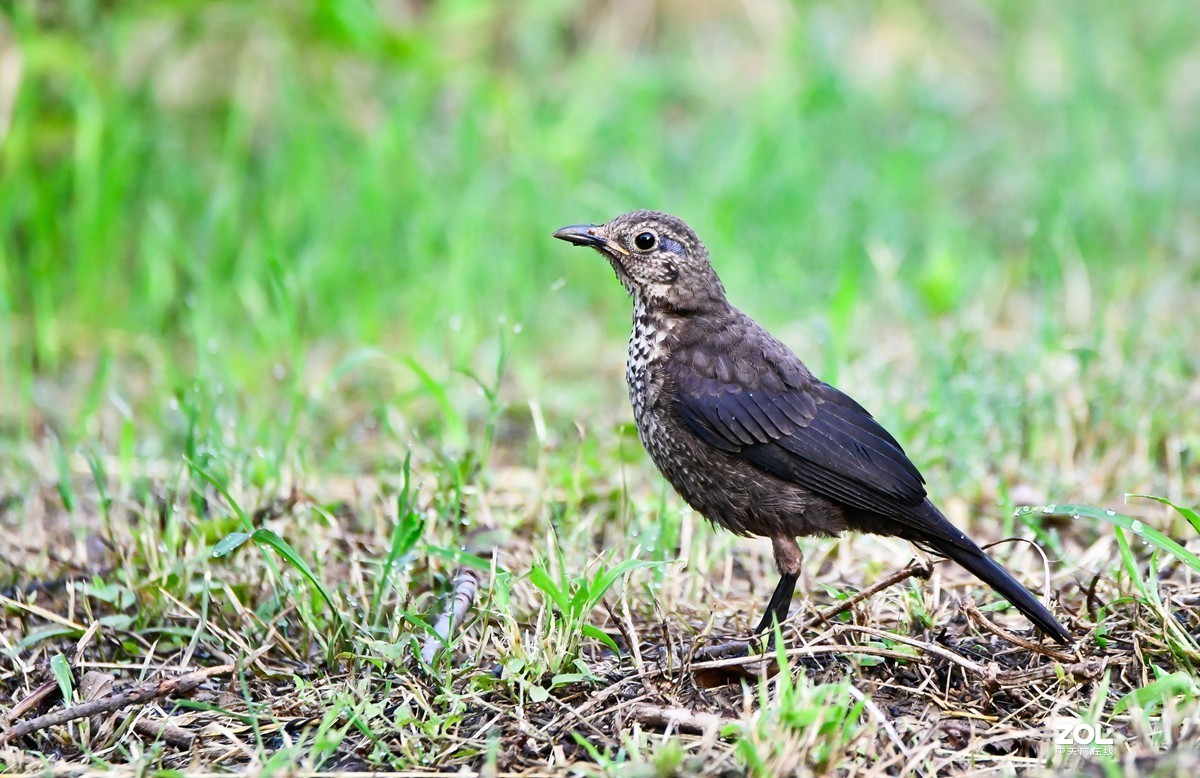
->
[688, 640, 933, 673]
[628, 703, 735, 734]
[833, 624, 991, 679]
[961, 599, 1076, 662]
[4, 679, 59, 723]
[0, 662, 236, 745]
[133, 717, 197, 749]
[420, 566, 484, 665]
[800, 560, 931, 631]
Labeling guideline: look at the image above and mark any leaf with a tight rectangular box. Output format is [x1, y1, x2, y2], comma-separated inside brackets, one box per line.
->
[1114, 670, 1199, 714]
[84, 446, 111, 517]
[1039, 504, 1200, 575]
[1128, 494, 1200, 538]
[550, 672, 590, 687]
[372, 452, 424, 624]
[581, 624, 620, 655]
[248, 529, 347, 649]
[1113, 528, 1154, 604]
[212, 532, 252, 558]
[50, 654, 73, 703]
[528, 565, 570, 612]
[97, 614, 134, 630]
[51, 434, 75, 513]
[187, 457, 252, 530]
[586, 559, 662, 611]
[18, 627, 82, 650]
[568, 579, 592, 619]
[426, 545, 494, 573]
[250, 529, 343, 632]
[521, 680, 549, 703]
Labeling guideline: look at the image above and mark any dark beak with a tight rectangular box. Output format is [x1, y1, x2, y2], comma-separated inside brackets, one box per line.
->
[552, 224, 605, 248]
[553, 224, 630, 256]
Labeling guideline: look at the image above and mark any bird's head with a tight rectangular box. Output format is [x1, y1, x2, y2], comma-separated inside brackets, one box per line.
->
[553, 210, 727, 314]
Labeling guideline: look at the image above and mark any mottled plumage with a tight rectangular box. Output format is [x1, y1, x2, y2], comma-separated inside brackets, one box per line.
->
[553, 210, 1070, 644]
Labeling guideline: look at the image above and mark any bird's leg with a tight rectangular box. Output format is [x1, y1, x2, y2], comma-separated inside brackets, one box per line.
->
[753, 535, 803, 636]
[690, 535, 803, 675]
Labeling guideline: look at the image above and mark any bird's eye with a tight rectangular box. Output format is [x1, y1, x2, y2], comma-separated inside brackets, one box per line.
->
[633, 231, 657, 251]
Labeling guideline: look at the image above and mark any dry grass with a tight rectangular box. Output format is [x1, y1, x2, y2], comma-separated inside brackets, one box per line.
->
[2, 429, 1198, 775]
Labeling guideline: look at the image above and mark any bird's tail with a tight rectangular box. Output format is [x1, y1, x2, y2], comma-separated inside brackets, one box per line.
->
[922, 530, 1071, 644]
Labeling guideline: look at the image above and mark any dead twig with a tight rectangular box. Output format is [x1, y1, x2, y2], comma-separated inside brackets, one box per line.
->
[1000, 655, 1124, 686]
[0, 658, 251, 745]
[801, 560, 932, 632]
[961, 599, 1076, 662]
[133, 717, 197, 749]
[628, 703, 735, 735]
[687, 640, 933, 674]
[419, 566, 484, 665]
[3, 680, 59, 724]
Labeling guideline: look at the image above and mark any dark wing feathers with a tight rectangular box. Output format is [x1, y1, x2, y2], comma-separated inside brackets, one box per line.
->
[670, 353, 929, 519]
[728, 391, 772, 441]
[666, 329, 1070, 643]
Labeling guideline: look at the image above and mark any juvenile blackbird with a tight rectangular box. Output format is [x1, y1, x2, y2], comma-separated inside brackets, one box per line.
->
[554, 210, 1070, 644]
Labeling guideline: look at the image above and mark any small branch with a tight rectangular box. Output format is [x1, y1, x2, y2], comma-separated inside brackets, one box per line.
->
[420, 566, 484, 665]
[688, 641, 933, 675]
[0, 662, 237, 745]
[133, 717, 197, 749]
[1001, 655, 1124, 686]
[4, 680, 59, 724]
[834, 624, 990, 679]
[628, 703, 735, 734]
[961, 599, 1076, 662]
[801, 560, 931, 632]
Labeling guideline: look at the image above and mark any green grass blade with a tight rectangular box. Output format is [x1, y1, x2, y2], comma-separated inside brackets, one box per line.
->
[1128, 494, 1200, 538]
[529, 564, 570, 612]
[50, 654, 73, 704]
[51, 434, 75, 513]
[212, 532, 252, 558]
[1040, 504, 1200, 575]
[186, 456, 252, 531]
[586, 558, 662, 612]
[371, 452, 424, 626]
[426, 545, 494, 573]
[580, 624, 620, 655]
[1114, 670, 1199, 714]
[250, 528, 346, 640]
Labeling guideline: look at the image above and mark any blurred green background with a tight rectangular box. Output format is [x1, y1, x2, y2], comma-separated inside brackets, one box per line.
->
[1, 0, 1198, 498]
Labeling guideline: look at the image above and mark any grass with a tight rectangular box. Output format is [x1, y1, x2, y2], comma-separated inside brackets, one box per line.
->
[1, 0, 1199, 774]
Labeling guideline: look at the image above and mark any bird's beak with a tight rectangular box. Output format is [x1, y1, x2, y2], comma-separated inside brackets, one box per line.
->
[552, 224, 629, 255]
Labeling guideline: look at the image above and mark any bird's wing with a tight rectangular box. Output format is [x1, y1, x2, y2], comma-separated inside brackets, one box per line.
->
[668, 338, 929, 520]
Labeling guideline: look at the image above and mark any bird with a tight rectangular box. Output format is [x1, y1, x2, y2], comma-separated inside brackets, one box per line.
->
[553, 210, 1071, 644]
